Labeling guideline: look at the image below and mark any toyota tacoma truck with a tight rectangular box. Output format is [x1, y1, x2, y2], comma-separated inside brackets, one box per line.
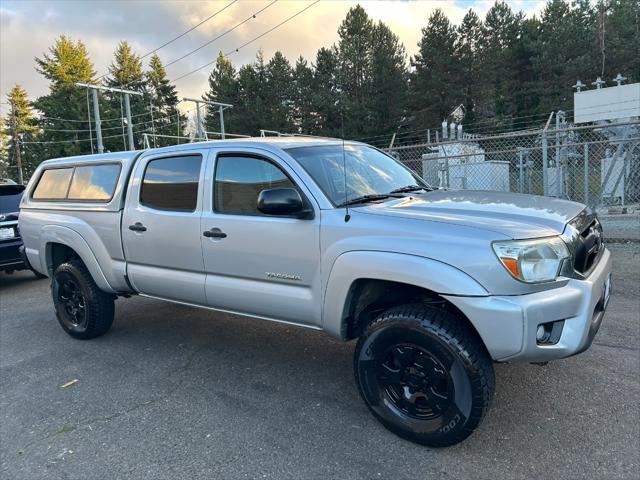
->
[18, 137, 612, 447]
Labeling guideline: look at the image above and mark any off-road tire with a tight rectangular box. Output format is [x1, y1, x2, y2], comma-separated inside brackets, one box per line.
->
[354, 303, 495, 447]
[52, 259, 115, 339]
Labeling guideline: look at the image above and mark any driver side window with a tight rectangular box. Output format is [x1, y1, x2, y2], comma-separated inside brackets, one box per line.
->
[214, 155, 295, 216]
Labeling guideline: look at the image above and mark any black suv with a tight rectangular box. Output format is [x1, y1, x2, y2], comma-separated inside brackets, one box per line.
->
[0, 180, 44, 277]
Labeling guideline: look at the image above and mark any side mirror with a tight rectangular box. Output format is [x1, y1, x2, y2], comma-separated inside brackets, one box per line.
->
[257, 188, 313, 219]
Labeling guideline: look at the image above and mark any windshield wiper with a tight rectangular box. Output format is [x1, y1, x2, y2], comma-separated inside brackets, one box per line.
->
[389, 184, 431, 194]
[337, 194, 396, 208]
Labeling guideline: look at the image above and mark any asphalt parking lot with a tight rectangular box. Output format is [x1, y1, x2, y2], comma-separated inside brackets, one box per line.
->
[1, 244, 638, 480]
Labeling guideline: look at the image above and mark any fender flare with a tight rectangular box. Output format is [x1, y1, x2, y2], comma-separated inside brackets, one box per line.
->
[322, 250, 488, 340]
[40, 225, 116, 293]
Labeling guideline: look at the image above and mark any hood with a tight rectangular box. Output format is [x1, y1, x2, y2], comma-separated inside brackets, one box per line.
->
[358, 189, 586, 239]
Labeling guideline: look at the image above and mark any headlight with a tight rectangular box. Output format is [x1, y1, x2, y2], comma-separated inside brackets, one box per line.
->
[492, 237, 570, 283]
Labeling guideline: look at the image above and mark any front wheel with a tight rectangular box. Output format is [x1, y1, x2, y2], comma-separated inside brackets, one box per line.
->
[52, 259, 115, 339]
[354, 304, 495, 447]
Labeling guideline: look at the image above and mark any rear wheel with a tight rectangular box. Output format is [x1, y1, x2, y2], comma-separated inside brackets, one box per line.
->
[354, 303, 495, 447]
[52, 259, 114, 339]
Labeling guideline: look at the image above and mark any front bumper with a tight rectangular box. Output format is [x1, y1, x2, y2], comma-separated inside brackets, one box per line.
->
[444, 247, 613, 363]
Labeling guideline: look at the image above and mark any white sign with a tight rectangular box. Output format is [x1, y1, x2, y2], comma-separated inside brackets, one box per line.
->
[574, 83, 640, 123]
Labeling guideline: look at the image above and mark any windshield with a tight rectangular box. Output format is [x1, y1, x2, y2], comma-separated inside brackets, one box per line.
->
[0, 185, 25, 213]
[286, 144, 428, 206]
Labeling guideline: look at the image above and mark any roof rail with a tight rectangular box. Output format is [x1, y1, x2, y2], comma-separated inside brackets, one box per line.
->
[258, 129, 340, 141]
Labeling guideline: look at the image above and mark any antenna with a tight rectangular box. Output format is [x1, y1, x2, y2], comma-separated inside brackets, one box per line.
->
[341, 112, 350, 223]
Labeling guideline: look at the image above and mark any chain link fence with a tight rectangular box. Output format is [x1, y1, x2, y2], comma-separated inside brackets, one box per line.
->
[387, 119, 640, 240]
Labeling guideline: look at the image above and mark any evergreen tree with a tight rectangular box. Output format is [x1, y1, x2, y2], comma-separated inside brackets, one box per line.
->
[36, 35, 96, 88]
[291, 56, 316, 133]
[313, 46, 340, 136]
[34, 35, 97, 161]
[512, 17, 542, 118]
[233, 51, 271, 135]
[411, 9, 461, 128]
[4, 85, 38, 181]
[106, 41, 146, 89]
[337, 5, 373, 135]
[369, 21, 408, 136]
[456, 10, 483, 124]
[203, 52, 238, 136]
[603, 0, 640, 83]
[234, 64, 261, 135]
[477, 1, 523, 120]
[105, 41, 148, 150]
[146, 54, 184, 146]
[265, 51, 294, 131]
[534, 0, 596, 114]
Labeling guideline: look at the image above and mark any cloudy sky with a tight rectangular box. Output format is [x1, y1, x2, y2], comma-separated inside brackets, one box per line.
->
[0, 0, 546, 108]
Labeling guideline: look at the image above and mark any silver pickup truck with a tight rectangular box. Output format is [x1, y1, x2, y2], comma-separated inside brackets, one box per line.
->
[18, 137, 612, 447]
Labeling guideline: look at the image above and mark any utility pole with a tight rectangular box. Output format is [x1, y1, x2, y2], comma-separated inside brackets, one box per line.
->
[10, 104, 23, 185]
[91, 88, 103, 153]
[183, 98, 233, 140]
[76, 82, 143, 152]
[123, 93, 134, 150]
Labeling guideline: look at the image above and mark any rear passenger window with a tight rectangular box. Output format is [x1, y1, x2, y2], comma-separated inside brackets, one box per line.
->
[140, 155, 202, 211]
[214, 156, 295, 216]
[67, 164, 121, 201]
[32, 168, 73, 200]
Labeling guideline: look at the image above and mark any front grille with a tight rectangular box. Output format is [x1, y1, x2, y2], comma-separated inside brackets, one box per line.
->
[572, 218, 603, 274]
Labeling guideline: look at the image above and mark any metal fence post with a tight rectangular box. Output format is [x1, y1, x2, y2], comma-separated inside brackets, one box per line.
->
[518, 149, 524, 193]
[542, 131, 548, 195]
[583, 143, 589, 205]
[527, 152, 533, 194]
[555, 112, 563, 197]
[542, 112, 554, 196]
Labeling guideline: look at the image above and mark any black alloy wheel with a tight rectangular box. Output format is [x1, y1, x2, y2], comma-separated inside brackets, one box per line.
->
[52, 259, 115, 339]
[355, 303, 495, 447]
[55, 273, 88, 331]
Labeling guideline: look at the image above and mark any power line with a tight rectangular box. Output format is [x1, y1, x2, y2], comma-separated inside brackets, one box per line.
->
[23, 119, 183, 145]
[36, 107, 195, 134]
[354, 110, 574, 144]
[38, 110, 152, 124]
[95, 0, 239, 83]
[22, 132, 133, 145]
[171, 0, 320, 83]
[165, 0, 278, 69]
[140, 0, 238, 61]
[224, 0, 319, 57]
